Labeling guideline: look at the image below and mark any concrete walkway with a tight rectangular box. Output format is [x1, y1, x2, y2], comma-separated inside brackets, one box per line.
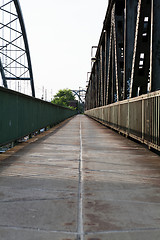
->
[0, 115, 160, 240]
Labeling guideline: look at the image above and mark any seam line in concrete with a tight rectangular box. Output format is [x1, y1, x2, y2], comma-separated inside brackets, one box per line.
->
[0, 225, 77, 234]
[84, 169, 160, 179]
[85, 227, 160, 235]
[0, 196, 78, 203]
[77, 116, 84, 240]
[83, 198, 160, 205]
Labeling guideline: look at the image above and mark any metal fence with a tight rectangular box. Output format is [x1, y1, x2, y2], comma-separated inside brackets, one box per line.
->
[85, 90, 160, 151]
[0, 87, 77, 147]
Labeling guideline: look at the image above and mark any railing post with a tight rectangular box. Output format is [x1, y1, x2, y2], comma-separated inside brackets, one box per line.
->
[127, 99, 130, 135]
[142, 97, 144, 141]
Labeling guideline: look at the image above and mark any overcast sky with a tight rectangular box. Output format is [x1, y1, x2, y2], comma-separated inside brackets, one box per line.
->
[20, 0, 108, 100]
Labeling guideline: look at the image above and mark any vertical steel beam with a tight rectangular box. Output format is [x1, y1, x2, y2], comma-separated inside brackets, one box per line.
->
[114, 1, 125, 101]
[0, 58, 8, 88]
[111, 34, 116, 103]
[106, 23, 113, 105]
[130, 0, 151, 98]
[97, 59, 101, 107]
[151, 0, 160, 91]
[112, 4, 119, 102]
[123, 0, 138, 99]
[100, 45, 104, 106]
[92, 72, 96, 108]
[104, 30, 109, 106]
[95, 63, 98, 108]
[90, 77, 92, 109]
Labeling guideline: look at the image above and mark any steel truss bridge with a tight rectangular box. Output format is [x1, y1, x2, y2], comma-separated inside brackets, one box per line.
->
[85, 0, 160, 152]
[0, 0, 35, 97]
[0, 0, 159, 152]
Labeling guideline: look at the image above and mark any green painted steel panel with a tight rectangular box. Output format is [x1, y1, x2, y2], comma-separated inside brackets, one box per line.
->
[0, 87, 77, 146]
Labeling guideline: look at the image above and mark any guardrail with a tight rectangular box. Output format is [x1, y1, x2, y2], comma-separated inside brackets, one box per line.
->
[0, 87, 77, 147]
[85, 90, 160, 152]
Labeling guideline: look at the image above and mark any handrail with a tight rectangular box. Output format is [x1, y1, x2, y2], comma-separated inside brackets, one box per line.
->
[85, 90, 160, 151]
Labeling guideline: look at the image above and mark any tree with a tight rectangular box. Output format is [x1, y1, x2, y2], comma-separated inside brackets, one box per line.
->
[51, 89, 76, 108]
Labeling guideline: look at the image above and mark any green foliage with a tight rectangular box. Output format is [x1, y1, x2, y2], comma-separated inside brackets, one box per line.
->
[51, 89, 76, 109]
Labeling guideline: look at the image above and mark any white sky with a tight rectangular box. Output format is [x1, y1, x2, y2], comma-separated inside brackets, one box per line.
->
[20, 0, 109, 100]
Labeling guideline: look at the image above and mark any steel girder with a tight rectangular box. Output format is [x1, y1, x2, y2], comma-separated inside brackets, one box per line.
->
[71, 89, 86, 104]
[0, 0, 35, 97]
[85, 0, 160, 110]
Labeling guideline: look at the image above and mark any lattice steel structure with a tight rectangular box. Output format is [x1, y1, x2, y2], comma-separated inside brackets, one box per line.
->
[71, 89, 86, 103]
[85, 0, 160, 110]
[0, 0, 35, 97]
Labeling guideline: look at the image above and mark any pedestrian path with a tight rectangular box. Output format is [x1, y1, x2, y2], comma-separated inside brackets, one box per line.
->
[0, 115, 160, 240]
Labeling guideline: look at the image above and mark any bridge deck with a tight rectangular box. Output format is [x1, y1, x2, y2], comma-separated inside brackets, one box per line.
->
[0, 115, 160, 240]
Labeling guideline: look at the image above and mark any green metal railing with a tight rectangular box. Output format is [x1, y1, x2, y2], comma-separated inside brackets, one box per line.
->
[0, 87, 77, 146]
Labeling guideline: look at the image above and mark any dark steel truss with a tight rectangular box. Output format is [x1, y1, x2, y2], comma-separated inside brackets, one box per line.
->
[0, 0, 35, 97]
[85, 0, 160, 110]
[71, 89, 86, 104]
